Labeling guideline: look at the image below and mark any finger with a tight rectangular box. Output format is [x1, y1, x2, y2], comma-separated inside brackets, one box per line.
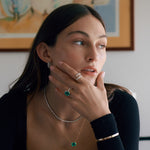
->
[50, 65, 76, 87]
[58, 61, 84, 83]
[49, 75, 75, 98]
[55, 87, 70, 99]
[49, 75, 69, 94]
[96, 72, 105, 90]
[55, 87, 76, 106]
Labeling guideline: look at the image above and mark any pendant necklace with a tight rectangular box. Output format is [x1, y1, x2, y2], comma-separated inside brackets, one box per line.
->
[43, 88, 85, 147]
[63, 119, 85, 147]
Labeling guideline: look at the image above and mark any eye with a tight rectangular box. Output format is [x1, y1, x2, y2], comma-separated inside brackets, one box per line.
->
[74, 40, 84, 45]
[98, 44, 106, 49]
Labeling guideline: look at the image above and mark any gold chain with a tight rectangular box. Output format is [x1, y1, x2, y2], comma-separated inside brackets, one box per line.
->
[43, 87, 85, 147]
[62, 119, 85, 147]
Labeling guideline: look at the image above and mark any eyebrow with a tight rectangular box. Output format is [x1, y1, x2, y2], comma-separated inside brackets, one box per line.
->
[67, 30, 107, 39]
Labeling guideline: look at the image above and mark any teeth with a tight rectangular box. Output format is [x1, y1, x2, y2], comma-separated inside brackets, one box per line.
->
[85, 69, 94, 72]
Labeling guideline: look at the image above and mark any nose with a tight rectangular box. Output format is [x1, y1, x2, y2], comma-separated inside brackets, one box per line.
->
[86, 45, 99, 62]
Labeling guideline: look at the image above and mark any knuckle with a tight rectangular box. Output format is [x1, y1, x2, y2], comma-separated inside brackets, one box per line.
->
[103, 88, 107, 94]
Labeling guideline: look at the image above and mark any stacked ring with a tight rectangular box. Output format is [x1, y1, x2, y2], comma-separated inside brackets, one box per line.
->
[64, 88, 71, 96]
[75, 73, 82, 81]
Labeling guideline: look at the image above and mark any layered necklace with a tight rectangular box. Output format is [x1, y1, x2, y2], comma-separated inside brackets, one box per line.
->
[43, 88, 85, 147]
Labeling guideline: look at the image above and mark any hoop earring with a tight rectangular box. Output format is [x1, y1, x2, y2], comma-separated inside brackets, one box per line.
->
[47, 62, 51, 68]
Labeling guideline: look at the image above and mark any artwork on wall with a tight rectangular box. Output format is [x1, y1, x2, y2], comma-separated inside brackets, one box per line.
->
[0, 0, 134, 51]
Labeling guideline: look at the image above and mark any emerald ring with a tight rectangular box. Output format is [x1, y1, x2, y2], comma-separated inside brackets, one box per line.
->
[64, 88, 71, 96]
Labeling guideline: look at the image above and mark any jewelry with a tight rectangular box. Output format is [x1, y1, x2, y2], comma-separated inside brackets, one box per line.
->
[64, 88, 71, 96]
[75, 73, 82, 81]
[63, 119, 85, 147]
[97, 132, 119, 142]
[47, 62, 51, 68]
[44, 88, 82, 123]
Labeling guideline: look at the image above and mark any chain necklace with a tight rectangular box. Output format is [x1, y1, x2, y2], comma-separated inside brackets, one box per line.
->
[63, 119, 85, 147]
[43, 88, 82, 123]
[43, 87, 84, 147]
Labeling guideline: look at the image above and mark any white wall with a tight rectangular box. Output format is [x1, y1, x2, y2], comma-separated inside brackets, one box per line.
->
[104, 0, 150, 149]
[0, 52, 28, 96]
[0, 0, 150, 149]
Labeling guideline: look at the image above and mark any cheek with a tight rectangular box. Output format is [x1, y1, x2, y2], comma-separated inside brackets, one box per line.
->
[99, 51, 106, 61]
[63, 52, 83, 66]
[97, 52, 106, 68]
[52, 48, 83, 67]
[102, 54, 106, 63]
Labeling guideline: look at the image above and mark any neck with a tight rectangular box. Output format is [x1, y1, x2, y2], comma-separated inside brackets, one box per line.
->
[44, 83, 81, 122]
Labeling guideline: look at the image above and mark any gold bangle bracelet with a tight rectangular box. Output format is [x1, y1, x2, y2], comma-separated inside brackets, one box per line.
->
[97, 133, 119, 142]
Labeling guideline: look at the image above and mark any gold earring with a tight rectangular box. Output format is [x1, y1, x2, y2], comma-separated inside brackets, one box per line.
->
[47, 62, 51, 68]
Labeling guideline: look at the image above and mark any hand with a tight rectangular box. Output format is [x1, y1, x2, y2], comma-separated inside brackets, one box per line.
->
[49, 61, 111, 122]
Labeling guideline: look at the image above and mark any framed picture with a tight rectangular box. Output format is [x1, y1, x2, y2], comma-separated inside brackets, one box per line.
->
[0, 0, 134, 51]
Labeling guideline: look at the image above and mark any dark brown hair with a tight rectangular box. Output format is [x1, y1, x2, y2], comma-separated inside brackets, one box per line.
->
[10, 4, 130, 100]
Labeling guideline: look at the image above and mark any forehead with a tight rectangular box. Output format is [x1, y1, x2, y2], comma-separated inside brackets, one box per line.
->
[59, 15, 106, 38]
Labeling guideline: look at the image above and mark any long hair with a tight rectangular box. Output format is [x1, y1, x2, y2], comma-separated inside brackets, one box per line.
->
[10, 4, 130, 100]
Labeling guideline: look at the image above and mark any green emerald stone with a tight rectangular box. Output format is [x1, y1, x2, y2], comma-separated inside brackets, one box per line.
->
[71, 142, 77, 147]
[65, 91, 70, 96]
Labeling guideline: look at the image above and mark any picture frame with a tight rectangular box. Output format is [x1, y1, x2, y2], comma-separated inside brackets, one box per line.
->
[0, 0, 134, 51]
[105, 0, 134, 51]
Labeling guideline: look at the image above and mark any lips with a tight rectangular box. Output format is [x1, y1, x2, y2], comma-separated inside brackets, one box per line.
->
[81, 67, 97, 76]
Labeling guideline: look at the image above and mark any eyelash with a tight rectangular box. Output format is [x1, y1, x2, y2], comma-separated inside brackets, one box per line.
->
[73, 40, 106, 49]
[73, 40, 84, 45]
[98, 44, 106, 49]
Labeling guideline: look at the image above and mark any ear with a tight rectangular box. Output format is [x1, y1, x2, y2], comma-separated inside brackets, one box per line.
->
[36, 42, 52, 63]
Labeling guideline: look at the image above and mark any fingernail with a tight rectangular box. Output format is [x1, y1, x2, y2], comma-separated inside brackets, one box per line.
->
[101, 72, 105, 78]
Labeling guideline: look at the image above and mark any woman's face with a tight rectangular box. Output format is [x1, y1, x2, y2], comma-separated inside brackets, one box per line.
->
[49, 15, 107, 84]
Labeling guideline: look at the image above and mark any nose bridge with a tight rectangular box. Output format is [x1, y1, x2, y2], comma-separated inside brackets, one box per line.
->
[86, 43, 99, 62]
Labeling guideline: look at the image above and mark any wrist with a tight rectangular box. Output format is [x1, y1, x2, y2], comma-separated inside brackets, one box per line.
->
[90, 114, 119, 140]
[89, 110, 111, 122]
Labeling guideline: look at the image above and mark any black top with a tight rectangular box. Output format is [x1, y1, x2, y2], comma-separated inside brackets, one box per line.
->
[0, 89, 140, 150]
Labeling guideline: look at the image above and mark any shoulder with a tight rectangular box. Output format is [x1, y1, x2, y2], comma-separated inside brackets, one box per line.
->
[0, 90, 27, 149]
[109, 89, 139, 116]
[109, 90, 139, 120]
[110, 89, 138, 106]
[0, 90, 27, 114]
[109, 90, 140, 149]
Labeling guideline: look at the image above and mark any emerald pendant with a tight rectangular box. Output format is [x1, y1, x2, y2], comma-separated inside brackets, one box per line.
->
[64, 91, 70, 96]
[71, 142, 77, 147]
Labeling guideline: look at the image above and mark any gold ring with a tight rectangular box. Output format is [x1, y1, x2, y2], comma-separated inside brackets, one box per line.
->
[75, 73, 82, 81]
[64, 88, 71, 96]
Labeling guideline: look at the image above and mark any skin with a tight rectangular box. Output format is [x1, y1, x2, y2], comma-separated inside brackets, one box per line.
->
[47, 14, 110, 121]
[49, 17, 107, 85]
[27, 14, 111, 150]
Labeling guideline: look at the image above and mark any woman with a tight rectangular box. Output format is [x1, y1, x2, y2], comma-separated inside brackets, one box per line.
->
[0, 4, 139, 150]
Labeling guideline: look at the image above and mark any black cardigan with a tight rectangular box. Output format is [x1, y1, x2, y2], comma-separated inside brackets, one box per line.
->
[0, 90, 140, 150]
